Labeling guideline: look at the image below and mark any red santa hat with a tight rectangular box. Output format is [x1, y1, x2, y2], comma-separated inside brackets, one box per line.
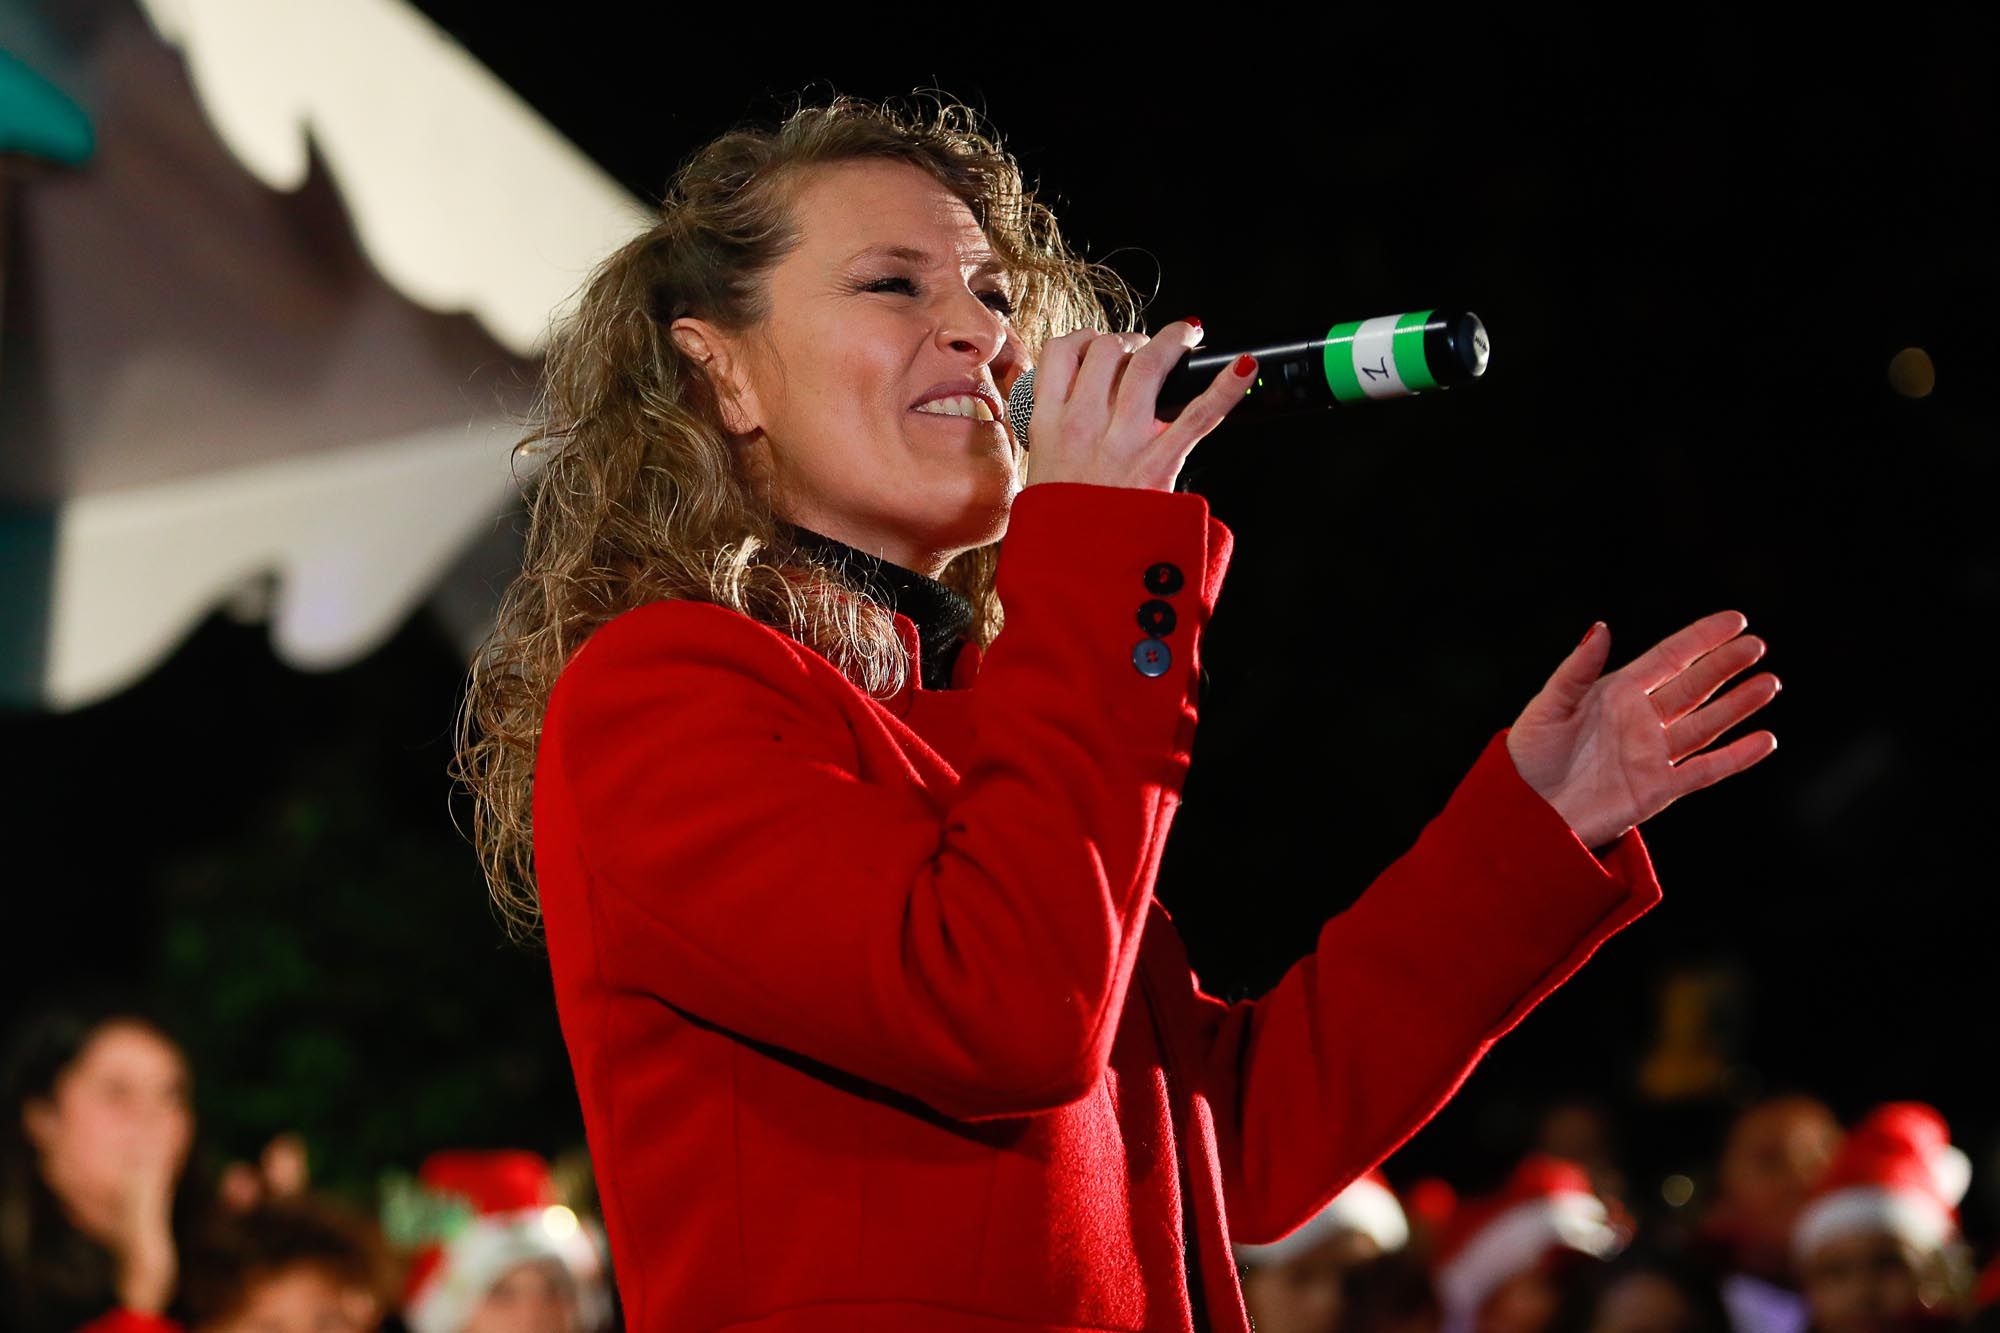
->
[400, 1149, 607, 1333]
[1791, 1103, 1968, 1264]
[1234, 1169, 1411, 1267]
[1433, 1156, 1624, 1332]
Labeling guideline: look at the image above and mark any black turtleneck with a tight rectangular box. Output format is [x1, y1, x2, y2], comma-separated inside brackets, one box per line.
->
[787, 526, 974, 691]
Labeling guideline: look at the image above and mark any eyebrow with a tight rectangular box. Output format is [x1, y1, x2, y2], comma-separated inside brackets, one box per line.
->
[845, 244, 1010, 279]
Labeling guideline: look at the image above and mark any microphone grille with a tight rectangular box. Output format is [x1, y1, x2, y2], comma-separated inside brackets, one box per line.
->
[1006, 368, 1037, 449]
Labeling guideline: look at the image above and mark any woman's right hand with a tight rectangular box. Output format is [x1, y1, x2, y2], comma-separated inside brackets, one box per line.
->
[110, 1122, 183, 1314]
[1021, 321, 1257, 493]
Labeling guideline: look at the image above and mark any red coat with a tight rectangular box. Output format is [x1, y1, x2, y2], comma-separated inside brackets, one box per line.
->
[74, 1313, 180, 1333]
[534, 483, 1661, 1332]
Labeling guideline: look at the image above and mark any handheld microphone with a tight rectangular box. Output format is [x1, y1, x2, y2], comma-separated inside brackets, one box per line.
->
[1006, 308, 1489, 448]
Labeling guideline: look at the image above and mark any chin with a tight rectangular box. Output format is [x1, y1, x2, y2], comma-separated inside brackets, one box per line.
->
[963, 471, 1020, 544]
[931, 456, 1018, 543]
[918, 502, 1006, 560]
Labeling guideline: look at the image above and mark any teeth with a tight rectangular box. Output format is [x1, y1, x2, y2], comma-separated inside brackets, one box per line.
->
[913, 394, 995, 421]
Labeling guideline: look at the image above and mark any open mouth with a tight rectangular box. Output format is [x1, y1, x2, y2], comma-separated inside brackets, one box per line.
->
[909, 393, 999, 422]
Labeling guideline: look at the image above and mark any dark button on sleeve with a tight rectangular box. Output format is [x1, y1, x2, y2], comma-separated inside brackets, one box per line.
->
[1131, 638, 1172, 677]
[1143, 562, 1185, 596]
[1136, 599, 1177, 637]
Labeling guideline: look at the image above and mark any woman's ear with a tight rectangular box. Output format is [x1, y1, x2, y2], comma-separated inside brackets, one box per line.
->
[670, 318, 761, 437]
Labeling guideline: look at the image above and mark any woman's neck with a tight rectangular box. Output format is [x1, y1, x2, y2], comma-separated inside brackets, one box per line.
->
[771, 510, 954, 580]
[786, 524, 973, 690]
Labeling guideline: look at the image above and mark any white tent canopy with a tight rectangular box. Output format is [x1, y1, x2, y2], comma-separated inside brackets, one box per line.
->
[138, 0, 649, 360]
[0, 0, 650, 709]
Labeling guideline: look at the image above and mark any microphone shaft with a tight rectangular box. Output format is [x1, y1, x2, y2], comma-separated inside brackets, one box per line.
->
[1155, 309, 1489, 417]
[1004, 309, 1489, 448]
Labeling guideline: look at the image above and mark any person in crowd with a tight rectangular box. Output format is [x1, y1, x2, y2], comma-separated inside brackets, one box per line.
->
[399, 1151, 606, 1333]
[178, 1197, 391, 1333]
[1963, 1258, 2000, 1333]
[1343, 1247, 1447, 1333]
[1, 1000, 202, 1333]
[1405, 1177, 1464, 1255]
[1548, 1247, 1734, 1333]
[1434, 1156, 1628, 1333]
[455, 90, 1780, 1331]
[1792, 1104, 1973, 1333]
[1694, 1094, 1844, 1333]
[1236, 1169, 1411, 1333]
[1535, 1100, 1630, 1229]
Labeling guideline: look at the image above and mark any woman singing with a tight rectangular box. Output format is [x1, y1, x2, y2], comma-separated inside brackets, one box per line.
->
[457, 95, 1779, 1332]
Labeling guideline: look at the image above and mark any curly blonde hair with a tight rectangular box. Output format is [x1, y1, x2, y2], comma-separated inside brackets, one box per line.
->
[455, 92, 1137, 941]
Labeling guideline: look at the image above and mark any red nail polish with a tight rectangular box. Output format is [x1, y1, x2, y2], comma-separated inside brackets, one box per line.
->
[1183, 317, 1201, 330]
[1579, 623, 1600, 649]
[1232, 354, 1257, 378]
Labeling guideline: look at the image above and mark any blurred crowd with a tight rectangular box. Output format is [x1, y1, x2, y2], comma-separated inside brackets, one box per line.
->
[1237, 1099, 1995, 1333]
[5, 999, 1991, 1333]
[1, 1001, 609, 1333]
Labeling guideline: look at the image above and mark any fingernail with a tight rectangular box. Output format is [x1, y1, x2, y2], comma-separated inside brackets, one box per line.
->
[1578, 622, 1601, 649]
[1182, 317, 1201, 330]
[1233, 354, 1257, 378]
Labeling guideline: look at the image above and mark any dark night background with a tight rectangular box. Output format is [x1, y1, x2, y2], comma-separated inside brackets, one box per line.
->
[5, 25, 1993, 1238]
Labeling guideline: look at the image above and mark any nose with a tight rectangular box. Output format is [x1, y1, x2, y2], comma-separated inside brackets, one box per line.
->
[934, 286, 1007, 366]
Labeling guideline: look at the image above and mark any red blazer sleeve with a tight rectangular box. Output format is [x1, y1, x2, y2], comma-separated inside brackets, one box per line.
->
[539, 483, 1232, 1122]
[1186, 730, 1664, 1245]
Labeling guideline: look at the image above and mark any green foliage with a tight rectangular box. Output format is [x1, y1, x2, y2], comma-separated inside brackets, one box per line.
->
[152, 701, 583, 1196]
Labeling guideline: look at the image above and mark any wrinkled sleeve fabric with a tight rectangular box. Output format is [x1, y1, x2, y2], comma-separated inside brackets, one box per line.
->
[1190, 730, 1664, 1245]
[540, 483, 1233, 1122]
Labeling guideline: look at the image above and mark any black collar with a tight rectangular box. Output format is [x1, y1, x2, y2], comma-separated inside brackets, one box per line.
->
[787, 526, 973, 690]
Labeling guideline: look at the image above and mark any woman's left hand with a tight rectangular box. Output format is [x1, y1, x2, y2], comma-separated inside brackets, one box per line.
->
[1506, 610, 1780, 850]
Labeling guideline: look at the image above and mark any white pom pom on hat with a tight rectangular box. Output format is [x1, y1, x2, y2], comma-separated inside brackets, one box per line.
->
[1432, 1155, 1624, 1333]
[1234, 1169, 1411, 1268]
[1792, 1102, 1969, 1264]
